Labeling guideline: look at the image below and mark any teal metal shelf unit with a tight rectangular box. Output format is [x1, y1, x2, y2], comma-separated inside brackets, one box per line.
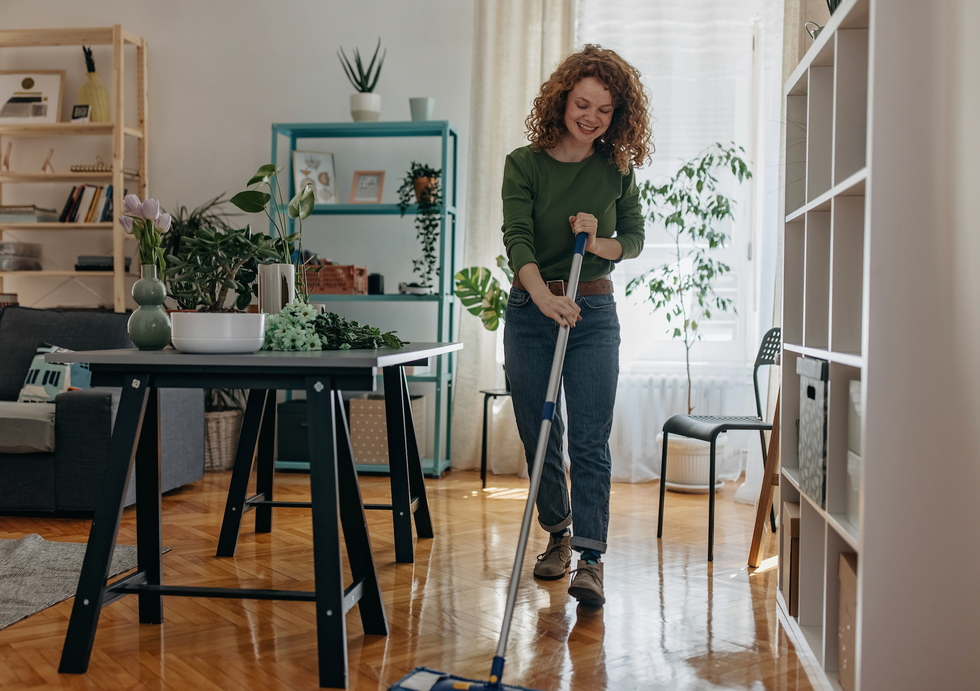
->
[269, 120, 459, 478]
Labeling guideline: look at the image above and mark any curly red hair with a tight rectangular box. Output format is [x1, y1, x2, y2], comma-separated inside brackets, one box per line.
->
[526, 44, 653, 174]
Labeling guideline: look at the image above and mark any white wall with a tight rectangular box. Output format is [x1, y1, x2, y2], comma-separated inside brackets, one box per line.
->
[0, 0, 474, 332]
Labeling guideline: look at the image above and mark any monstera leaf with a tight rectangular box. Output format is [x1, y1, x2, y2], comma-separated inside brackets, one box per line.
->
[454, 266, 508, 331]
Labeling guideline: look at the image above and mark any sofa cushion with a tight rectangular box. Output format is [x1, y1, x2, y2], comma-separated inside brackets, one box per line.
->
[17, 345, 92, 403]
[0, 307, 130, 401]
[0, 400, 56, 452]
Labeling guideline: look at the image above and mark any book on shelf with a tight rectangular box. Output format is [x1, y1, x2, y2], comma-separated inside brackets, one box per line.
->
[84, 186, 103, 223]
[59, 186, 80, 222]
[0, 205, 60, 223]
[71, 186, 97, 223]
[70, 162, 139, 177]
[98, 184, 113, 223]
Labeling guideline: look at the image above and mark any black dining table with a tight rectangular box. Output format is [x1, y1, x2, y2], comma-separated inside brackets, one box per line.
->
[47, 342, 462, 689]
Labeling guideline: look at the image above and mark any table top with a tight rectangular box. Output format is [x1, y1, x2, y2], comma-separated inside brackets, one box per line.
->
[46, 342, 462, 370]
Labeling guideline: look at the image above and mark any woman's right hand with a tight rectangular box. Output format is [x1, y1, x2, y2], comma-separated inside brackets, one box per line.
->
[531, 290, 581, 328]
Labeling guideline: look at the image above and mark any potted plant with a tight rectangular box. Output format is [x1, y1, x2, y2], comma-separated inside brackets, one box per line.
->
[626, 142, 752, 491]
[230, 164, 314, 311]
[338, 38, 385, 122]
[164, 223, 282, 353]
[161, 193, 237, 261]
[397, 162, 442, 292]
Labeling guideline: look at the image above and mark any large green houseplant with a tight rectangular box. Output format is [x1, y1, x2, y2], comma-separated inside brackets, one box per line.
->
[626, 142, 752, 415]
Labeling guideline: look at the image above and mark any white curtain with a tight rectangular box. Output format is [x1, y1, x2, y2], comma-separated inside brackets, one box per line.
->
[577, 0, 786, 485]
[451, 0, 576, 475]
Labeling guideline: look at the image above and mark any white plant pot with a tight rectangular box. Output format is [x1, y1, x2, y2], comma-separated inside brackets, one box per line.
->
[257, 263, 295, 314]
[171, 312, 266, 354]
[656, 432, 727, 493]
[350, 92, 381, 122]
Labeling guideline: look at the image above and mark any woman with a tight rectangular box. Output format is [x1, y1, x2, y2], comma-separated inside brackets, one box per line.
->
[502, 44, 652, 606]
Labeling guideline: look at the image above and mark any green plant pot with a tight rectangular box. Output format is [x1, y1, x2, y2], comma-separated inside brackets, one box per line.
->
[128, 264, 172, 350]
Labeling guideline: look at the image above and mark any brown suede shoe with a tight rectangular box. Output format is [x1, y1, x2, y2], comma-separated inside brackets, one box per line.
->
[568, 560, 605, 606]
[533, 533, 572, 580]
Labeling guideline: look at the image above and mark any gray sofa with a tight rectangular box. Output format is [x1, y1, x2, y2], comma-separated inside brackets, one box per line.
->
[0, 306, 204, 513]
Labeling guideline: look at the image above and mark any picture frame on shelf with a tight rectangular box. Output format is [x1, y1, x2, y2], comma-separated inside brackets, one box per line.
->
[351, 170, 384, 204]
[0, 70, 65, 124]
[70, 104, 90, 123]
[292, 150, 337, 205]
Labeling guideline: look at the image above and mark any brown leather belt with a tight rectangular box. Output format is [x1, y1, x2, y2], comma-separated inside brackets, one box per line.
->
[512, 275, 613, 297]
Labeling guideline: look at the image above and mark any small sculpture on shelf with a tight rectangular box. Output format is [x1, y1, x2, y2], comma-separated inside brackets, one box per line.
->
[78, 46, 110, 123]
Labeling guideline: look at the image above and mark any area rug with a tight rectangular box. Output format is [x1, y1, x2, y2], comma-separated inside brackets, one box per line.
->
[0, 533, 169, 630]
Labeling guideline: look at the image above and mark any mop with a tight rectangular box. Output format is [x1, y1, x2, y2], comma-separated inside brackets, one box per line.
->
[390, 231, 590, 691]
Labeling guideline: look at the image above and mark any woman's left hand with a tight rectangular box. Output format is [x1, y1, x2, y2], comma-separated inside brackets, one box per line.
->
[569, 212, 598, 253]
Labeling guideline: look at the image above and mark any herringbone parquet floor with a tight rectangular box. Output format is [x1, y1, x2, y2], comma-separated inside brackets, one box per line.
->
[0, 469, 816, 690]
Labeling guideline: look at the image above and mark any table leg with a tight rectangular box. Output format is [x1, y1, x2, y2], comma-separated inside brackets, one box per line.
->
[400, 368, 433, 540]
[135, 387, 162, 624]
[216, 389, 269, 558]
[255, 389, 277, 534]
[59, 373, 150, 674]
[305, 376, 348, 689]
[333, 391, 387, 636]
[383, 366, 414, 563]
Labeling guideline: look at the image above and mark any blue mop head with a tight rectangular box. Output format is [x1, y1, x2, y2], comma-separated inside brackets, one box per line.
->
[389, 667, 545, 691]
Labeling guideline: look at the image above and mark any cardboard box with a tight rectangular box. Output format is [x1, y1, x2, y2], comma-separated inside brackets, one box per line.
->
[782, 501, 801, 617]
[349, 394, 426, 465]
[839, 551, 859, 691]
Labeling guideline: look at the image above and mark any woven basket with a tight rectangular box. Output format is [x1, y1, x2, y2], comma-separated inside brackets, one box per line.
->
[204, 409, 244, 471]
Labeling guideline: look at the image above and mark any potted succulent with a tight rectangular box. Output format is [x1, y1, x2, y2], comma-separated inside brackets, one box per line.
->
[338, 38, 385, 122]
[164, 224, 282, 353]
[231, 164, 314, 311]
[626, 142, 752, 491]
[397, 162, 442, 292]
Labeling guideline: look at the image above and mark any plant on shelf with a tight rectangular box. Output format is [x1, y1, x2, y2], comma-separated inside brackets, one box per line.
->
[397, 162, 443, 292]
[454, 255, 511, 331]
[339, 38, 386, 122]
[164, 224, 281, 312]
[230, 164, 314, 297]
[263, 298, 405, 352]
[626, 142, 751, 414]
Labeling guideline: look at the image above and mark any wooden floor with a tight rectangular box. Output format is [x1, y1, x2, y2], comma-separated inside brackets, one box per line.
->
[0, 469, 817, 691]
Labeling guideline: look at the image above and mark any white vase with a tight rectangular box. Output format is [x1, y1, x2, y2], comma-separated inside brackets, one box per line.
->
[258, 263, 295, 314]
[350, 92, 381, 122]
[171, 312, 266, 354]
[409, 97, 434, 121]
[657, 432, 727, 493]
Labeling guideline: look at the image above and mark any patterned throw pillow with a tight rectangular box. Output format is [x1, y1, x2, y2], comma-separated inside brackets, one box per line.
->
[17, 345, 91, 403]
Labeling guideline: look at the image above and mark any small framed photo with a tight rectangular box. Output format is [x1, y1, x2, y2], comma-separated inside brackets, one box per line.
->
[292, 150, 337, 204]
[70, 104, 90, 123]
[351, 171, 385, 204]
[0, 70, 65, 124]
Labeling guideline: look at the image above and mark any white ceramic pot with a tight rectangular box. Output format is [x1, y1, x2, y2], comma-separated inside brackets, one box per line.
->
[350, 92, 381, 122]
[409, 96, 434, 121]
[657, 432, 727, 493]
[257, 263, 295, 314]
[171, 312, 266, 354]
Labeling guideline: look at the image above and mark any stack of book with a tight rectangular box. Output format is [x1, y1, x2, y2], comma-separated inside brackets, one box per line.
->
[0, 241, 42, 272]
[75, 255, 131, 272]
[0, 205, 60, 223]
[0, 293, 18, 308]
[58, 184, 116, 224]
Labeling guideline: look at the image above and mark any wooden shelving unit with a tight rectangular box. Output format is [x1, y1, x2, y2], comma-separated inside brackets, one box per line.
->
[0, 25, 147, 312]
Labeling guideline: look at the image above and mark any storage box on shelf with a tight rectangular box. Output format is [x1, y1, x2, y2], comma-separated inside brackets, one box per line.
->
[305, 264, 368, 295]
[0, 26, 148, 312]
[271, 120, 458, 477]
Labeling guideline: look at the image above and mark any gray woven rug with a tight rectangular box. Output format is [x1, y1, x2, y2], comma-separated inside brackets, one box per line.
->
[0, 533, 168, 630]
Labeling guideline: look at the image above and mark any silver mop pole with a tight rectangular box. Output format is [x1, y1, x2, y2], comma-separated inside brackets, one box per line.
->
[488, 231, 589, 688]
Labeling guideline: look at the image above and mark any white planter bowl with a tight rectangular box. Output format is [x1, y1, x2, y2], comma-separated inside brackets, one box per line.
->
[350, 92, 381, 122]
[656, 432, 727, 493]
[171, 312, 266, 354]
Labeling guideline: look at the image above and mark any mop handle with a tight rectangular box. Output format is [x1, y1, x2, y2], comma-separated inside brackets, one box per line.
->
[491, 232, 589, 682]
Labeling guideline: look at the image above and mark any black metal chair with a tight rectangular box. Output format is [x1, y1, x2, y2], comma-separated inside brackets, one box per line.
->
[657, 327, 781, 561]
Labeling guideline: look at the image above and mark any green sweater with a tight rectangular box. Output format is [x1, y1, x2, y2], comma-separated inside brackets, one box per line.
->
[501, 145, 645, 283]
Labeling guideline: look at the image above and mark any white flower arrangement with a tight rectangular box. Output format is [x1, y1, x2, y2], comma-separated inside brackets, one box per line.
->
[263, 298, 322, 351]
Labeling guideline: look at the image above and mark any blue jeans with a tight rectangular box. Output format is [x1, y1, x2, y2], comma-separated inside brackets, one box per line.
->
[503, 287, 620, 553]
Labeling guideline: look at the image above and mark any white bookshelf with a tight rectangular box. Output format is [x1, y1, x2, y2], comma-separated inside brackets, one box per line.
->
[778, 0, 870, 688]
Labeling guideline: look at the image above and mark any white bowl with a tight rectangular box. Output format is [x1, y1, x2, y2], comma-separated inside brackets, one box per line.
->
[171, 312, 266, 354]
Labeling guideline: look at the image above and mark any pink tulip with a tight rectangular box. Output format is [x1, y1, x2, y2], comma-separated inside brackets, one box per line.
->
[156, 212, 172, 232]
[139, 198, 160, 221]
[118, 215, 134, 233]
[123, 194, 142, 215]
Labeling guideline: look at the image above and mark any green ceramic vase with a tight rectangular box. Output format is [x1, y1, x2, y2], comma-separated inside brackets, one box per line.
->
[128, 264, 171, 350]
